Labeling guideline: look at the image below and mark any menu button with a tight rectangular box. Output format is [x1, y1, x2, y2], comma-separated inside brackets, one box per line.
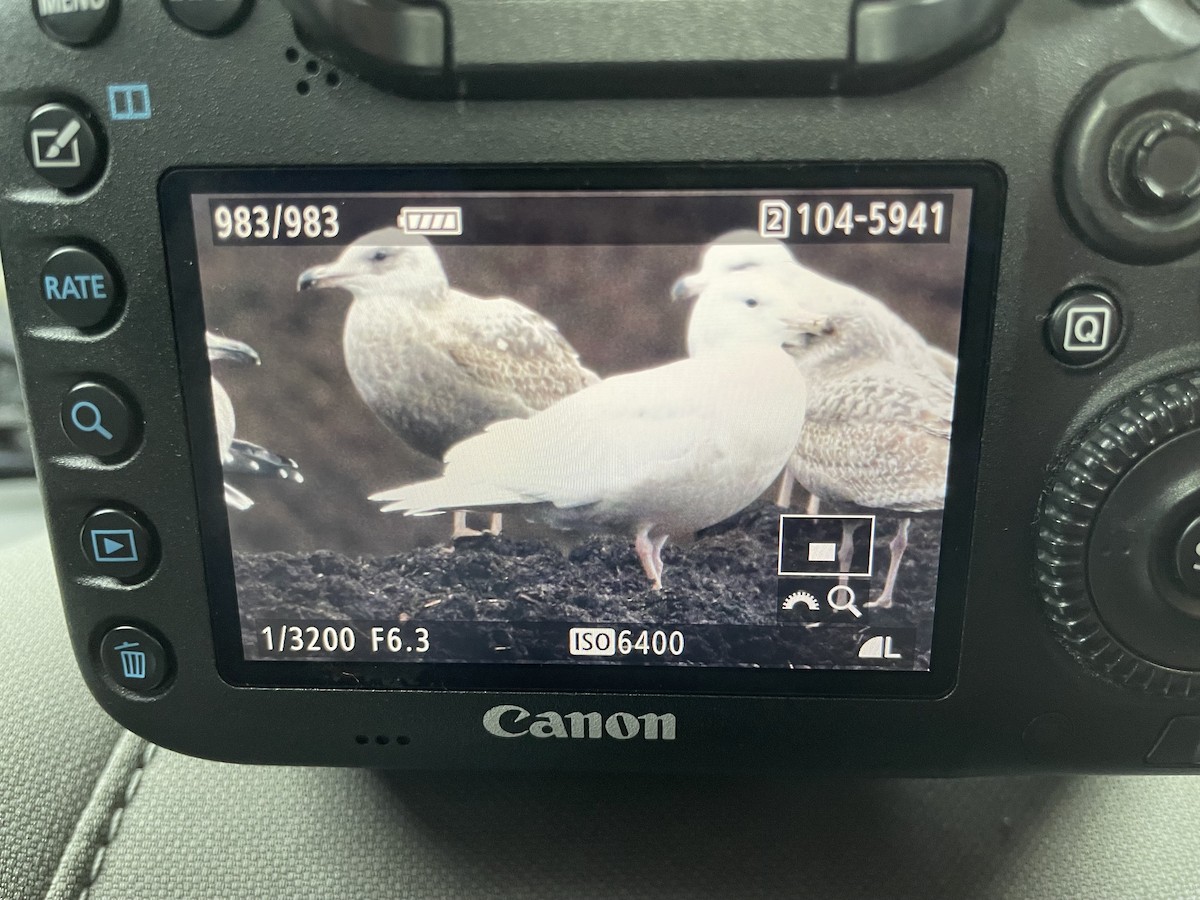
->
[35, 0, 117, 47]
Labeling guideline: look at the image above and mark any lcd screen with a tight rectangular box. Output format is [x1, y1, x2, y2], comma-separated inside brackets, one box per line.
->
[161, 166, 997, 689]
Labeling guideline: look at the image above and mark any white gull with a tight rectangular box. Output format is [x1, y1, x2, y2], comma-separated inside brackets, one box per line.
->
[370, 270, 811, 588]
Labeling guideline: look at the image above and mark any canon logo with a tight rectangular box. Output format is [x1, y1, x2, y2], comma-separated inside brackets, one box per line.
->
[482, 705, 677, 741]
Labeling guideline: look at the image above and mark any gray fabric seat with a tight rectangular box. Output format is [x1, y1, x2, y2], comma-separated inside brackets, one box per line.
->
[3, 534, 1199, 900]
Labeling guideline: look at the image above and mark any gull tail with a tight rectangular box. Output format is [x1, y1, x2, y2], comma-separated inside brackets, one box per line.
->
[370, 477, 530, 516]
[225, 439, 304, 483]
[224, 482, 255, 511]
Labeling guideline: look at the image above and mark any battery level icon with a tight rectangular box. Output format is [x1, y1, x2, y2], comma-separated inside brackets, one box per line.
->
[399, 206, 464, 236]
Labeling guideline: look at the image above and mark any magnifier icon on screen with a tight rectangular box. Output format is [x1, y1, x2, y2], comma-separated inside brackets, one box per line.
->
[70, 401, 114, 441]
[827, 585, 862, 618]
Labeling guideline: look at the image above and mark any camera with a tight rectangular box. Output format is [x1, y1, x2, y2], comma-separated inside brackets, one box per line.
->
[4, 0, 1200, 772]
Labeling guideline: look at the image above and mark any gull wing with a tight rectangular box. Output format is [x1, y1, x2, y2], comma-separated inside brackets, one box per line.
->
[438, 290, 599, 413]
[372, 357, 723, 514]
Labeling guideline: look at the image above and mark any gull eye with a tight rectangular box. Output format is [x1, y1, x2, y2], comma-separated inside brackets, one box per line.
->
[743, 298, 759, 308]
[370, 249, 389, 262]
[730, 262, 755, 272]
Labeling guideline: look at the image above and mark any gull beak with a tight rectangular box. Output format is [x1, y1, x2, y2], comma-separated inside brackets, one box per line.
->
[206, 333, 261, 366]
[297, 264, 336, 292]
[671, 274, 701, 303]
[784, 316, 834, 335]
[781, 316, 834, 353]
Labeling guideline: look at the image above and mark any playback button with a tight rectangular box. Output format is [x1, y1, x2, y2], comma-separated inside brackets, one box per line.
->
[81, 508, 156, 582]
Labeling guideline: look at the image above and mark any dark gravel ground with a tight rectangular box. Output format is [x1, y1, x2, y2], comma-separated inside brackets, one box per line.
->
[235, 501, 941, 668]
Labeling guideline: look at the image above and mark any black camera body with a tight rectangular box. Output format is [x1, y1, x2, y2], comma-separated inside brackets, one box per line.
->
[4, 0, 1200, 772]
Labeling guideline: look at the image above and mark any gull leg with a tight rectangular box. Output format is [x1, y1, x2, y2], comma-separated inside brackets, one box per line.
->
[865, 518, 910, 609]
[775, 470, 796, 508]
[837, 519, 861, 588]
[635, 527, 663, 590]
[486, 513, 503, 535]
[451, 510, 484, 541]
[805, 494, 821, 516]
[651, 534, 669, 587]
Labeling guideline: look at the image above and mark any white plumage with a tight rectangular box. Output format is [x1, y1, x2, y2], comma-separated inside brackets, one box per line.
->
[210, 375, 252, 511]
[674, 233, 956, 607]
[371, 270, 812, 588]
[298, 228, 597, 537]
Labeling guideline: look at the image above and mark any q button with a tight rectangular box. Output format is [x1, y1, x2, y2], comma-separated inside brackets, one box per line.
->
[1046, 289, 1123, 367]
[61, 382, 140, 460]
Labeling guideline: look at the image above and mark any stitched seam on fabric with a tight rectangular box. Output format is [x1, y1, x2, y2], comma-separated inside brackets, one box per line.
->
[42, 731, 130, 899]
[75, 742, 157, 900]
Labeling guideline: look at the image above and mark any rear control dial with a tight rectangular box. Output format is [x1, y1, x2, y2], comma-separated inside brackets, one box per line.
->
[1037, 373, 1200, 694]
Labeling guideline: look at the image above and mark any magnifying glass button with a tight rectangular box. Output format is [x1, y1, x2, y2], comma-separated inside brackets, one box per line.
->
[61, 382, 139, 459]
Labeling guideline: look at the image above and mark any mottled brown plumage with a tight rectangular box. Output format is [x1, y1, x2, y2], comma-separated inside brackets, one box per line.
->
[676, 236, 956, 607]
[298, 229, 597, 534]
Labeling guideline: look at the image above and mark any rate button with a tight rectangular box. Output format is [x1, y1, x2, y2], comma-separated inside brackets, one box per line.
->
[40, 246, 121, 330]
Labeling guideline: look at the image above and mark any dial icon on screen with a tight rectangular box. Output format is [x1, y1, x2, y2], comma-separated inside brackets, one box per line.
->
[782, 590, 820, 611]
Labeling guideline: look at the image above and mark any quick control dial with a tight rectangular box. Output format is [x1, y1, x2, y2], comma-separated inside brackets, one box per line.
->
[1037, 373, 1200, 696]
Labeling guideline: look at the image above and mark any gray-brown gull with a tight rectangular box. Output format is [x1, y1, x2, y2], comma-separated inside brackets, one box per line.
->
[297, 228, 598, 537]
[207, 332, 304, 511]
[674, 235, 955, 608]
[369, 270, 810, 589]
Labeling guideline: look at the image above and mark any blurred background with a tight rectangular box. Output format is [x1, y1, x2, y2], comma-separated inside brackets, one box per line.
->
[0, 262, 45, 549]
[201, 190, 973, 558]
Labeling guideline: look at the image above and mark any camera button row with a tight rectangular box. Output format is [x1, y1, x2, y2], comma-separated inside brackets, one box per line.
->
[32, 0, 252, 44]
[163, 0, 253, 35]
[1045, 288, 1123, 367]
